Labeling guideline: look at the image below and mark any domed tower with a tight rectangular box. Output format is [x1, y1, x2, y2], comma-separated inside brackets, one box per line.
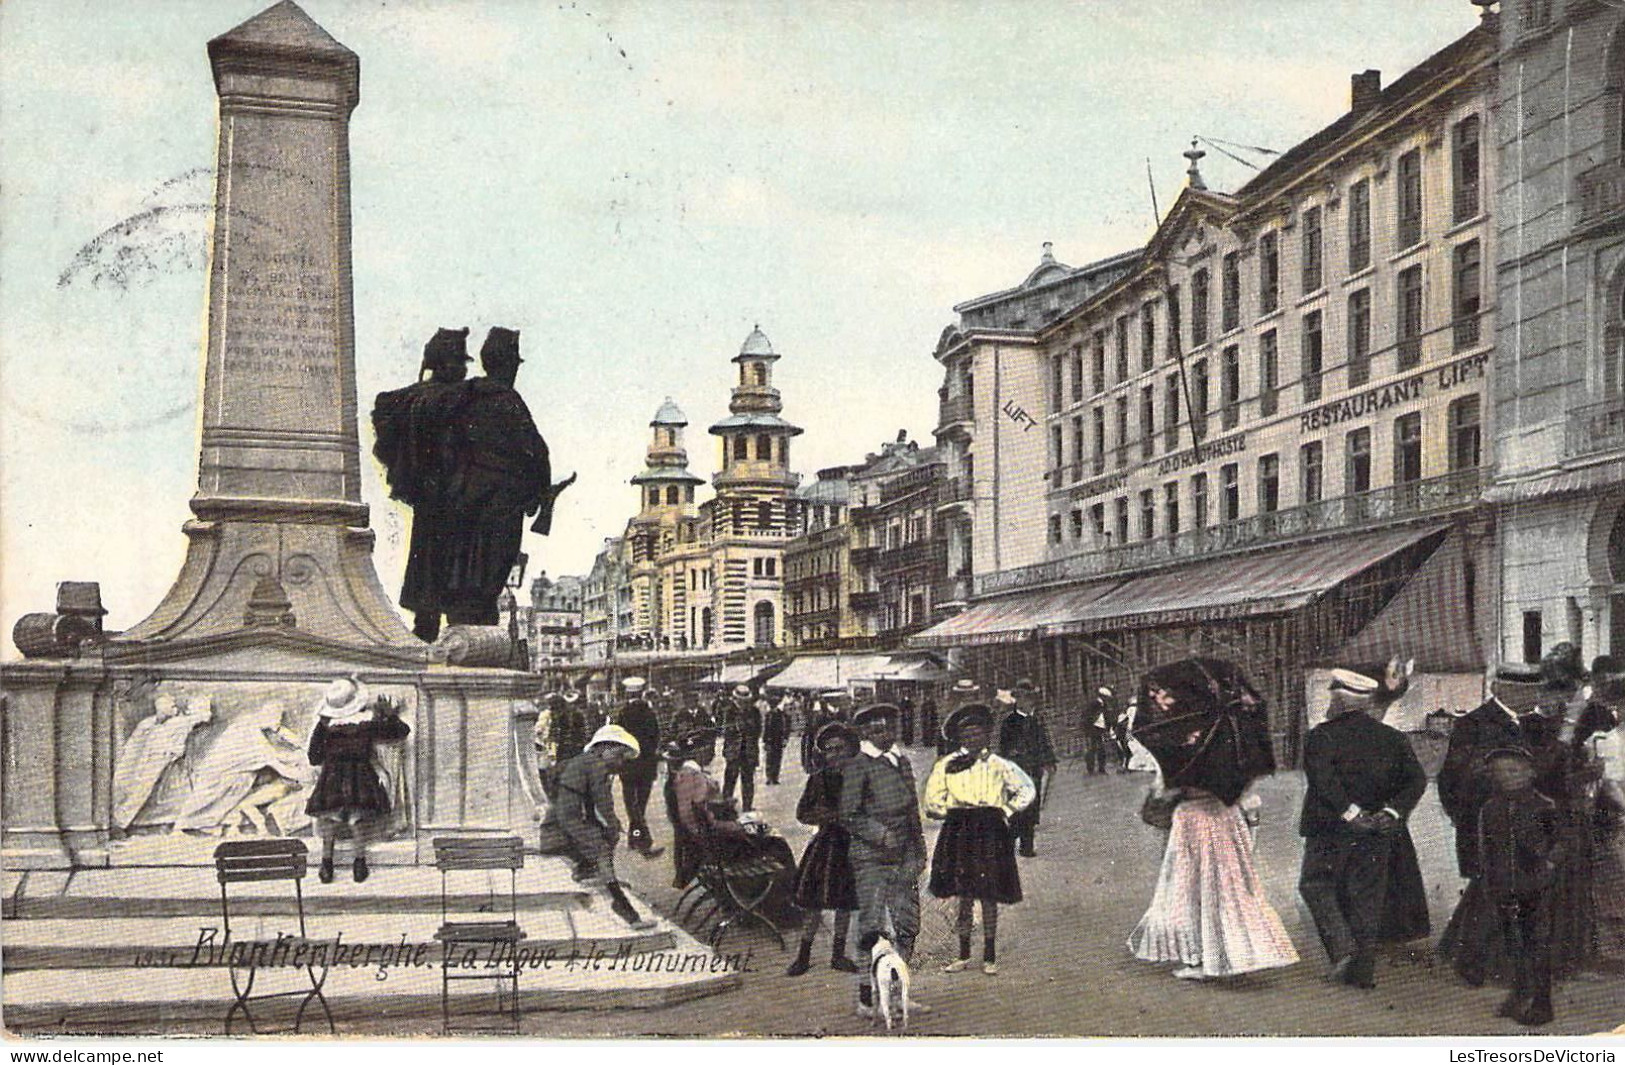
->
[626, 398, 704, 645]
[705, 326, 803, 648]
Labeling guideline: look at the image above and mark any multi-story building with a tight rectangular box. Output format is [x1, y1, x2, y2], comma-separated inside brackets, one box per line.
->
[699, 327, 804, 649]
[932, 245, 1141, 613]
[919, 17, 1498, 763]
[527, 572, 584, 667]
[580, 536, 626, 663]
[849, 433, 950, 641]
[785, 466, 856, 648]
[582, 328, 804, 662]
[1488, 0, 1625, 665]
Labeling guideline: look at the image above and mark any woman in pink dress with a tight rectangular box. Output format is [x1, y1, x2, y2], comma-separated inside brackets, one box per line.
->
[1128, 780, 1299, 979]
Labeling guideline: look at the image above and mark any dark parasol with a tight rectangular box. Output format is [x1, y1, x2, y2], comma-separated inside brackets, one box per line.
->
[1131, 657, 1276, 806]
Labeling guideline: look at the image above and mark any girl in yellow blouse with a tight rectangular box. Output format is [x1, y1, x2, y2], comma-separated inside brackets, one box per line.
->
[925, 703, 1036, 975]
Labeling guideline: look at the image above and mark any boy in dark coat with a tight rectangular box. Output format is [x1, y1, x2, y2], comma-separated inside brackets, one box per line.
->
[1297, 668, 1429, 990]
[1477, 747, 1562, 1027]
[840, 703, 929, 1017]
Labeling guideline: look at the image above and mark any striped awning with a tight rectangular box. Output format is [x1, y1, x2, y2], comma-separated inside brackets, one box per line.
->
[913, 524, 1447, 647]
[910, 580, 1121, 648]
[1044, 524, 1448, 633]
[1483, 458, 1625, 504]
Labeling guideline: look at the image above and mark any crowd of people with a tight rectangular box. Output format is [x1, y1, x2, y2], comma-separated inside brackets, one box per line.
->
[520, 648, 1624, 1028]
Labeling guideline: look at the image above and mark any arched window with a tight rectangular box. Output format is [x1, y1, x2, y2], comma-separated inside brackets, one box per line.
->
[752, 363, 767, 386]
[757, 433, 773, 461]
[757, 501, 773, 530]
[733, 435, 748, 461]
[754, 601, 775, 646]
[666, 485, 680, 505]
[1607, 278, 1625, 396]
[648, 487, 659, 506]
[685, 485, 696, 502]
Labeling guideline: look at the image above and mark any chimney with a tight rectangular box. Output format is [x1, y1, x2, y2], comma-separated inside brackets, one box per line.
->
[1351, 70, 1382, 114]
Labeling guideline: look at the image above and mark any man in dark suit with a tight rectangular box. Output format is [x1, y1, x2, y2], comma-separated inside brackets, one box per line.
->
[999, 680, 1058, 857]
[1298, 669, 1430, 989]
[615, 676, 664, 859]
[721, 684, 763, 811]
[839, 703, 929, 1018]
[762, 695, 791, 785]
[1437, 666, 1535, 880]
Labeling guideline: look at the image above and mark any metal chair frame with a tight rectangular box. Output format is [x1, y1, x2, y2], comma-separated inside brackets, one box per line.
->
[433, 836, 527, 1035]
[679, 822, 788, 950]
[213, 839, 334, 1035]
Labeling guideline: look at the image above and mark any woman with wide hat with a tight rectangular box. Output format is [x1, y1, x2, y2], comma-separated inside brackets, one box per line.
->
[786, 721, 861, 976]
[924, 703, 1035, 976]
[304, 675, 411, 884]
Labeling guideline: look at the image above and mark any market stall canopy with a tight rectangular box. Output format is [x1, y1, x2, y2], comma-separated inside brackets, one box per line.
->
[765, 653, 892, 690]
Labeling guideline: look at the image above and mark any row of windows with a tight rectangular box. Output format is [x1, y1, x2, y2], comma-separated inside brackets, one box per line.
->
[1050, 116, 1482, 411]
[1048, 240, 1484, 481]
[728, 433, 788, 463]
[644, 484, 698, 507]
[1047, 398, 1481, 546]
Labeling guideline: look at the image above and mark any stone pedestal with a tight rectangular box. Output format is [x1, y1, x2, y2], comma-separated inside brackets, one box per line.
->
[1, 2, 540, 870]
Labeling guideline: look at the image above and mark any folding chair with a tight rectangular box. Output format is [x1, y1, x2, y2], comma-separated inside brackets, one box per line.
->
[687, 823, 789, 951]
[432, 836, 527, 1035]
[213, 839, 334, 1035]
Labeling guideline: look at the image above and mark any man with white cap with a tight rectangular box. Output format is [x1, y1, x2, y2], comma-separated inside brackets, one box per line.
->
[537, 723, 657, 929]
[1082, 686, 1114, 776]
[615, 677, 664, 859]
[1297, 667, 1429, 990]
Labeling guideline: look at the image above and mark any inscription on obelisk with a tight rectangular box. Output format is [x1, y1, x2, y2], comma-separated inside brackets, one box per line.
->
[196, 0, 361, 516]
[119, 1, 418, 653]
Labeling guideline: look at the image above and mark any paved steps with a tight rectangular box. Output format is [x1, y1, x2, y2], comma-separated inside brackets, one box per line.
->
[3, 854, 741, 1032]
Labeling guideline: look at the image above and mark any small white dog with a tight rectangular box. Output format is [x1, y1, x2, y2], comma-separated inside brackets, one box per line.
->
[868, 933, 911, 1031]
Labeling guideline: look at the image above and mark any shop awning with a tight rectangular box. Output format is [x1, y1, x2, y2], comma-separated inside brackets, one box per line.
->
[1043, 524, 1449, 634]
[876, 652, 961, 683]
[764, 653, 893, 689]
[910, 580, 1121, 648]
[700, 661, 783, 686]
[1332, 530, 1482, 672]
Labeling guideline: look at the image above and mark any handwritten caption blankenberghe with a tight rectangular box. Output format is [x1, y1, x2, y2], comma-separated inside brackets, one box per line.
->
[129, 928, 756, 981]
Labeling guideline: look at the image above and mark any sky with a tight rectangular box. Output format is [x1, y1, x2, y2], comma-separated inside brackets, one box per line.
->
[0, 0, 1481, 640]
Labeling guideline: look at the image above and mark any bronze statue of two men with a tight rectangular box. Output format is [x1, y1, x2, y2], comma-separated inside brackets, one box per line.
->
[371, 327, 574, 643]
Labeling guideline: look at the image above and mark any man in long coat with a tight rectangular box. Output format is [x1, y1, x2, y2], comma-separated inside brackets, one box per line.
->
[998, 680, 1057, 857]
[721, 685, 763, 812]
[371, 327, 473, 643]
[1297, 669, 1430, 989]
[436, 327, 566, 626]
[762, 695, 791, 786]
[839, 703, 928, 1017]
[1437, 666, 1535, 880]
[615, 677, 664, 859]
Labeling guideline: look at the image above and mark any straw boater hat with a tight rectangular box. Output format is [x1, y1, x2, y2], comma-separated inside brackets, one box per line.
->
[732, 684, 753, 699]
[951, 678, 980, 696]
[622, 676, 647, 693]
[993, 688, 1017, 706]
[317, 676, 370, 723]
[941, 703, 994, 744]
[851, 702, 899, 729]
[588, 724, 641, 759]
[1097, 686, 1113, 698]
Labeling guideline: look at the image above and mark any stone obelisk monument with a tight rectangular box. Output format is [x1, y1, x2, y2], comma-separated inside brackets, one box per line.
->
[119, 0, 419, 655]
[2, 2, 537, 870]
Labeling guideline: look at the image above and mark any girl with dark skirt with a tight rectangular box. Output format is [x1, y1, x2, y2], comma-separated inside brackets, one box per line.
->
[924, 703, 1035, 976]
[787, 722, 861, 977]
[305, 676, 411, 884]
